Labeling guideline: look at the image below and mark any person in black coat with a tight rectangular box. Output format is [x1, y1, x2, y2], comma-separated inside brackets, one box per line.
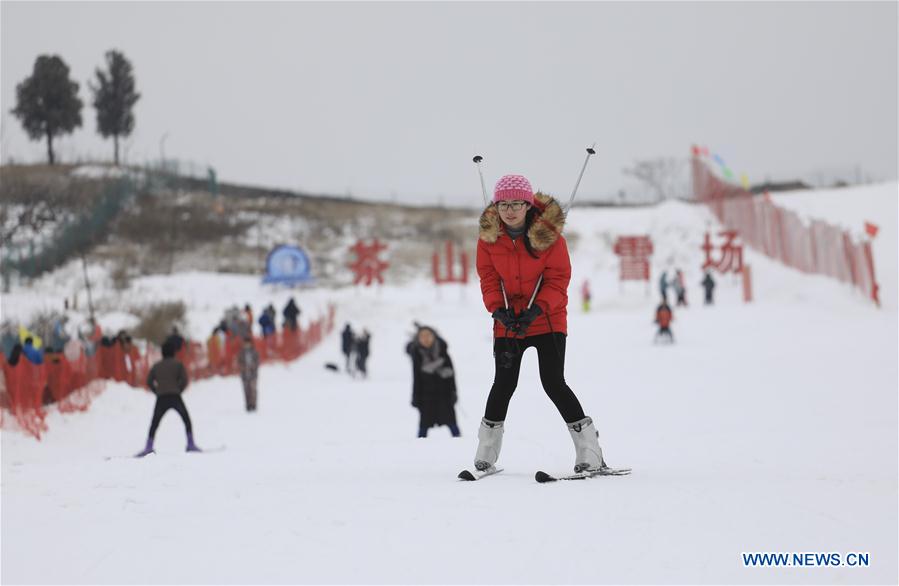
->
[701, 271, 716, 305]
[6, 343, 23, 366]
[341, 323, 355, 373]
[283, 298, 301, 331]
[164, 326, 185, 353]
[406, 325, 460, 438]
[354, 329, 371, 378]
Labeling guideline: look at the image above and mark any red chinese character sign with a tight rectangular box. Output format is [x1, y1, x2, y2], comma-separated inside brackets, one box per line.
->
[432, 241, 469, 285]
[613, 236, 653, 281]
[348, 239, 389, 286]
[702, 230, 752, 302]
[702, 230, 743, 273]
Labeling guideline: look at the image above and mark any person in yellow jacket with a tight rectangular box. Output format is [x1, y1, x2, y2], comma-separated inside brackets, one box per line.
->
[18, 325, 42, 349]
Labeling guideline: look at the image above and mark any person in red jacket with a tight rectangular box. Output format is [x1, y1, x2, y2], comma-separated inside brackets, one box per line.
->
[654, 301, 674, 343]
[472, 174, 608, 474]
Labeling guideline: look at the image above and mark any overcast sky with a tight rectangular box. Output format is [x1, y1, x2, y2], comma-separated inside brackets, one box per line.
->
[2, 1, 896, 205]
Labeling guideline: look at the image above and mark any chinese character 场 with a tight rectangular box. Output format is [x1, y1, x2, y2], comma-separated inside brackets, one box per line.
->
[613, 236, 653, 281]
[348, 239, 389, 286]
[702, 230, 743, 273]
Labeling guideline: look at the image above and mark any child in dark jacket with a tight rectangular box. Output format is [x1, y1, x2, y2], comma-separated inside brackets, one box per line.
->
[136, 341, 200, 457]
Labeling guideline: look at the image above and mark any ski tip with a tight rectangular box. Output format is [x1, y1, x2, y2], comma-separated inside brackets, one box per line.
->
[535, 471, 557, 483]
[458, 470, 477, 481]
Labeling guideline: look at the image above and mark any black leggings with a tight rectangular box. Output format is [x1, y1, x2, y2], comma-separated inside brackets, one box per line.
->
[148, 395, 193, 439]
[484, 333, 586, 424]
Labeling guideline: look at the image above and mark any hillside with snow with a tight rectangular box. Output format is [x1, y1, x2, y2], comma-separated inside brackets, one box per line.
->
[1, 182, 896, 584]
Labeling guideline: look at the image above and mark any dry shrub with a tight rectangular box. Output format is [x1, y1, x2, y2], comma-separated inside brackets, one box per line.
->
[130, 301, 187, 345]
[110, 258, 133, 291]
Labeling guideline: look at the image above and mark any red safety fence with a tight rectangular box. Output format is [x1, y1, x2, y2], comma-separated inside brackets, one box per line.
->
[692, 157, 879, 306]
[0, 304, 336, 440]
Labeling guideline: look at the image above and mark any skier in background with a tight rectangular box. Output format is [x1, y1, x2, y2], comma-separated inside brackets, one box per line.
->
[472, 174, 611, 474]
[164, 326, 185, 353]
[701, 271, 716, 305]
[581, 279, 591, 312]
[243, 304, 254, 335]
[658, 270, 670, 304]
[48, 316, 70, 353]
[22, 337, 43, 365]
[236, 336, 259, 412]
[354, 329, 371, 378]
[654, 301, 674, 344]
[341, 323, 355, 374]
[283, 297, 301, 331]
[83, 319, 102, 351]
[673, 269, 688, 307]
[258, 309, 275, 338]
[136, 340, 200, 457]
[406, 324, 460, 438]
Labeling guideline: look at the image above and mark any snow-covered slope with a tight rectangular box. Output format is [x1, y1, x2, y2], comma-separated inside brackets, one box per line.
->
[2, 183, 896, 584]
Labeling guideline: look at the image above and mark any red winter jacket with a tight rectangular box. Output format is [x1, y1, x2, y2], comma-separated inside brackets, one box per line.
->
[655, 305, 673, 328]
[477, 193, 571, 338]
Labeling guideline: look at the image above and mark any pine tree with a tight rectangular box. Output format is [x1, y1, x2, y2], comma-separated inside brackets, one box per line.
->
[90, 50, 140, 165]
[11, 55, 83, 165]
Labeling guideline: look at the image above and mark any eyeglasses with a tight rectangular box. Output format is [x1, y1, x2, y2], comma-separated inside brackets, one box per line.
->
[496, 201, 528, 212]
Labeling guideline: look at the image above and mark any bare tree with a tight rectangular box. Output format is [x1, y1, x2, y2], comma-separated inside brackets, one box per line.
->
[0, 178, 63, 247]
[622, 158, 689, 202]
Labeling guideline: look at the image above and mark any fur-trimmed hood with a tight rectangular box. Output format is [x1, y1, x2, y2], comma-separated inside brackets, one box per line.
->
[478, 192, 565, 251]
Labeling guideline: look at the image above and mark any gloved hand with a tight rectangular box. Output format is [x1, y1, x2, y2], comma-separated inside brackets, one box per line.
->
[515, 304, 543, 336]
[491, 308, 519, 332]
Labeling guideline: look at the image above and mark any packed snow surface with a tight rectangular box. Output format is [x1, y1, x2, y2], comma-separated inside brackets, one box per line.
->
[2, 183, 896, 584]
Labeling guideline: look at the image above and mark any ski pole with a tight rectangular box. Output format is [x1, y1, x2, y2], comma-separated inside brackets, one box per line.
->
[564, 144, 597, 214]
[527, 275, 543, 309]
[502, 276, 541, 310]
[473, 155, 489, 208]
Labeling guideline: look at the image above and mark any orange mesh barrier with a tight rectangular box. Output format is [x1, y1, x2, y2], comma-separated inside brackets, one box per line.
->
[1, 303, 336, 439]
[692, 157, 879, 306]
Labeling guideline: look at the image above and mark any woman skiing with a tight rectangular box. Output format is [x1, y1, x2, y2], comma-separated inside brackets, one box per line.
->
[472, 174, 609, 474]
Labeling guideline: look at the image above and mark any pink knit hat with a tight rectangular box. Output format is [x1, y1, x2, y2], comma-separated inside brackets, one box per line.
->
[493, 174, 534, 205]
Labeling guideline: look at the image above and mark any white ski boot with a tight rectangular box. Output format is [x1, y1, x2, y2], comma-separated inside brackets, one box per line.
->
[567, 416, 605, 473]
[474, 418, 504, 472]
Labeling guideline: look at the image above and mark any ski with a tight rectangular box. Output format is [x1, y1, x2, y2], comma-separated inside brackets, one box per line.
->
[535, 466, 631, 483]
[458, 467, 503, 481]
[104, 452, 154, 461]
[106, 445, 226, 461]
